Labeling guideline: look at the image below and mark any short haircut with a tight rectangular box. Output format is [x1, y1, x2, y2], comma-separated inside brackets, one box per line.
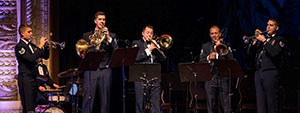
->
[142, 25, 153, 32]
[19, 24, 31, 36]
[94, 11, 106, 19]
[269, 18, 279, 26]
[210, 25, 220, 32]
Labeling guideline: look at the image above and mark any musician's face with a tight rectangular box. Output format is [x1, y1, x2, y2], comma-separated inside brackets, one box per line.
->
[266, 20, 279, 35]
[142, 27, 153, 41]
[209, 27, 221, 42]
[94, 15, 106, 30]
[21, 27, 33, 40]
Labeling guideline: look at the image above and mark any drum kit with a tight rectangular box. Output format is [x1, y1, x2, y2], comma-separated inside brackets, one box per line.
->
[35, 68, 83, 113]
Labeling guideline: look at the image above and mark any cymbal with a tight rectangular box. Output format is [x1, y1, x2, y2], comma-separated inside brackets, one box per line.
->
[57, 68, 78, 78]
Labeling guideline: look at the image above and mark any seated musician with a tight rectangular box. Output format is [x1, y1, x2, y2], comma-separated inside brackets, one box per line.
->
[36, 58, 60, 105]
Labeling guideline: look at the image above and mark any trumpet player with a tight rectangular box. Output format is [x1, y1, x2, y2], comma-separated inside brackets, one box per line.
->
[199, 25, 233, 113]
[15, 24, 49, 113]
[80, 11, 118, 113]
[248, 18, 287, 113]
[132, 25, 166, 113]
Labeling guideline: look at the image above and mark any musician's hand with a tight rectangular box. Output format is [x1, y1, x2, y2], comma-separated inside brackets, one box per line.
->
[39, 86, 46, 92]
[208, 52, 217, 60]
[255, 29, 262, 36]
[53, 83, 60, 89]
[103, 27, 111, 41]
[256, 34, 266, 42]
[38, 37, 47, 49]
[215, 40, 221, 45]
[148, 43, 157, 52]
[252, 39, 257, 45]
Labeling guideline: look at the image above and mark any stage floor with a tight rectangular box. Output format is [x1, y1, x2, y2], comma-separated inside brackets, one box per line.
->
[0, 101, 22, 113]
[0, 100, 297, 113]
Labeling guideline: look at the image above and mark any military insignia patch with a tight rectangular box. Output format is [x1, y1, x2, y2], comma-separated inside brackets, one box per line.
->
[19, 48, 25, 55]
[272, 40, 276, 45]
[279, 41, 285, 47]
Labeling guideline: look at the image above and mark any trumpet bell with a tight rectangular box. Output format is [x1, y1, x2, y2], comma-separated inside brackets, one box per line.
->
[75, 39, 89, 57]
[59, 42, 66, 50]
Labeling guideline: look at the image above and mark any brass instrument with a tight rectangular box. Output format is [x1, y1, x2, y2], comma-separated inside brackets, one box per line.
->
[45, 37, 66, 50]
[214, 38, 229, 56]
[243, 30, 268, 43]
[75, 27, 107, 57]
[152, 34, 173, 50]
[48, 40, 66, 50]
[89, 29, 107, 46]
[75, 39, 90, 57]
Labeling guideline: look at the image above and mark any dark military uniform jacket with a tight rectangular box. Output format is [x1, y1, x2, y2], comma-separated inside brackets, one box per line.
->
[249, 34, 286, 71]
[82, 30, 118, 69]
[15, 39, 49, 77]
[132, 39, 166, 63]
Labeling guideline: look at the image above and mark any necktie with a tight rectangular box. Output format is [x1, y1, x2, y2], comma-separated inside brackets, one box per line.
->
[28, 43, 34, 54]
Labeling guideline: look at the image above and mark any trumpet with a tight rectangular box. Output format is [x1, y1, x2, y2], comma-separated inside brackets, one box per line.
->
[48, 40, 66, 50]
[243, 30, 268, 44]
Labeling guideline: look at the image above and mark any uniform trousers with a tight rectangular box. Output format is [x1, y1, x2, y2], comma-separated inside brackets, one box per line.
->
[255, 68, 279, 113]
[18, 74, 38, 113]
[205, 76, 231, 113]
[81, 68, 112, 113]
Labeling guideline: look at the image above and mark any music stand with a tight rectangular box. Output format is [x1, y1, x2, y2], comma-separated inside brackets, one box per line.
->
[211, 59, 244, 78]
[109, 47, 139, 113]
[129, 63, 161, 113]
[211, 59, 244, 112]
[178, 62, 212, 113]
[128, 63, 161, 82]
[78, 51, 106, 113]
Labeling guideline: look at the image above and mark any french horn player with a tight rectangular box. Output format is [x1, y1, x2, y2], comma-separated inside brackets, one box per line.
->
[78, 11, 118, 113]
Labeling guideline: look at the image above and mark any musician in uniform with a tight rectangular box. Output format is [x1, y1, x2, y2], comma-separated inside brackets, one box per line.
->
[248, 18, 286, 113]
[15, 24, 49, 113]
[36, 58, 60, 105]
[199, 25, 233, 113]
[80, 11, 118, 113]
[132, 25, 166, 113]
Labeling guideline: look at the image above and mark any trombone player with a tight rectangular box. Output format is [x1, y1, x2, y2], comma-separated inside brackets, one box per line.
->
[199, 25, 233, 113]
[80, 11, 118, 113]
[132, 25, 167, 113]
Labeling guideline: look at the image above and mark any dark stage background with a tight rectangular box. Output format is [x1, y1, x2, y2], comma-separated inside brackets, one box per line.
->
[55, 0, 300, 112]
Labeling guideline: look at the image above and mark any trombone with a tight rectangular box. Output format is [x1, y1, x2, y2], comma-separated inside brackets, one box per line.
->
[214, 38, 229, 56]
[152, 34, 173, 50]
[150, 34, 173, 59]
